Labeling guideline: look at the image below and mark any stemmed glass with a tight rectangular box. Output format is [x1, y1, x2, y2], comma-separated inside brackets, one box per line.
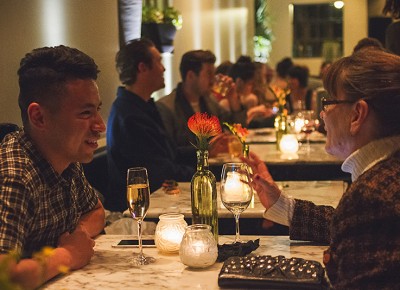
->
[126, 167, 155, 265]
[220, 163, 253, 243]
[299, 110, 317, 154]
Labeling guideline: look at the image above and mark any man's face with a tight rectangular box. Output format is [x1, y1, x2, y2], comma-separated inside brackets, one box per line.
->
[148, 46, 165, 91]
[44, 79, 106, 170]
[193, 63, 215, 96]
[321, 94, 354, 159]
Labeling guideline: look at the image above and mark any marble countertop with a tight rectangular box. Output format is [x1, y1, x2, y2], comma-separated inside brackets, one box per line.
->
[42, 234, 329, 290]
[210, 143, 342, 165]
[142, 180, 343, 219]
[246, 128, 326, 144]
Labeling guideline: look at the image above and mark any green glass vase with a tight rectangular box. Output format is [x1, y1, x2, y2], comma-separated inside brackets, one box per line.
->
[274, 112, 287, 150]
[191, 150, 218, 242]
[243, 143, 249, 158]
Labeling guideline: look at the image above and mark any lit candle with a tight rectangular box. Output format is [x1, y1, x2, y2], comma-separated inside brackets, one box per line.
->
[223, 171, 243, 201]
[279, 134, 299, 160]
[155, 213, 187, 254]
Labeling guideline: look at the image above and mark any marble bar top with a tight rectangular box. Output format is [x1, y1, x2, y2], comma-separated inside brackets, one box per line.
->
[246, 127, 327, 144]
[142, 180, 343, 219]
[42, 234, 329, 290]
[209, 143, 343, 166]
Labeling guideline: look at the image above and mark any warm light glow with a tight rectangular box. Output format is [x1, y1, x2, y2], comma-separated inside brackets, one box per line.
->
[279, 134, 299, 160]
[334, 1, 344, 9]
[41, 0, 65, 45]
[213, 0, 222, 62]
[224, 171, 243, 200]
[155, 213, 187, 253]
[160, 227, 183, 245]
[228, 0, 236, 61]
[193, 0, 202, 48]
[240, 0, 248, 55]
[294, 117, 305, 133]
[162, 53, 173, 96]
[192, 240, 206, 254]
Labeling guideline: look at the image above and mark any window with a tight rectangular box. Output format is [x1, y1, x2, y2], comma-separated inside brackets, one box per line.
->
[293, 3, 343, 59]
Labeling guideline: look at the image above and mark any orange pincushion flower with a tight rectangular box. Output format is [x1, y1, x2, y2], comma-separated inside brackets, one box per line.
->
[188, 112, 222, 150]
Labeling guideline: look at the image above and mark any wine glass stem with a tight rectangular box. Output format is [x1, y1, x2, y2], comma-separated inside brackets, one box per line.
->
[306, 135, 311, 155]
[137, 218, 143, 258]
[234, 214, 241, 243]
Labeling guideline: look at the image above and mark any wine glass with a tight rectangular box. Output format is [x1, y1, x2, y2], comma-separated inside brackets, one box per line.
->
[220, 163, 253, 243]
[126, 167, 155, 265]
[299, 110, 317, 154]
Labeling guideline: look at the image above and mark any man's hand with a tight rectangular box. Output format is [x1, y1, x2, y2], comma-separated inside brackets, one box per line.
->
[57, 225, 95, 270]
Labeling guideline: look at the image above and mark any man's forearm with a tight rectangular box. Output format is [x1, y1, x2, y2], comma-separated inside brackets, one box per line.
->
[9, 248, 72, 290]
[79, 199, 105, 237]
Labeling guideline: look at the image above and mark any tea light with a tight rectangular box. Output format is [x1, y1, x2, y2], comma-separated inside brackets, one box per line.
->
[279, 134, 299, 160]
[155, 213, 187, 254]
[224, 171, 243, 200]
[179, 224, 218, 268]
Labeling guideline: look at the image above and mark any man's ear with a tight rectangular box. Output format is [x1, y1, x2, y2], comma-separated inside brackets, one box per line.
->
[138, 62, 149, 73]
[349, 100, 369, 136]
[186, 70, 196, 82]
[27, 102, 46, 130]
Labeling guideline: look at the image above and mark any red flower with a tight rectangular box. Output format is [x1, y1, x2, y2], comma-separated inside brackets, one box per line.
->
[188, 112, 222, 150]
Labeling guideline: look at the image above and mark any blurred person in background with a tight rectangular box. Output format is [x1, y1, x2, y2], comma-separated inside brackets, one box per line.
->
[156, 50, 246, 164]
[285, 65, 317, 114]
[383, 0, 400, 55]
[106, 39, 194, 212]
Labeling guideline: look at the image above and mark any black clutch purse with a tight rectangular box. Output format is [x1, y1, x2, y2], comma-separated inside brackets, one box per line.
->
[218, 255, 329, 289]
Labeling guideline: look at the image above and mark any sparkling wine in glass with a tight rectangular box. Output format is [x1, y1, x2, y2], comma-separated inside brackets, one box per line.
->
[220, 163, 253, 243]
[127, 167, 155, 265]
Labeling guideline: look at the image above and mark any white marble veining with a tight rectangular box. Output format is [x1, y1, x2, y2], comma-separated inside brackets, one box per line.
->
[42, 235, 329, 290]
[143, 181, 344, 219]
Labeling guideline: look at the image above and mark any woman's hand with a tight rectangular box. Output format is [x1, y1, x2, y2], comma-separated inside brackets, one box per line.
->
[240, 151, 281, 210]
[251, 174, 281, 210]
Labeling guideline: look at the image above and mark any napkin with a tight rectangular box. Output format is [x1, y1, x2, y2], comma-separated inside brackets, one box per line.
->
[217, 239, 260, 262]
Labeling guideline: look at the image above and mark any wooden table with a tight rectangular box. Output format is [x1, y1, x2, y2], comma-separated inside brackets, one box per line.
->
[42, 234, 329, 290]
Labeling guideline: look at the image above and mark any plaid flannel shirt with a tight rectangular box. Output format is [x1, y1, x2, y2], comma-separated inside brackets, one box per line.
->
[0, 130, 98, 257]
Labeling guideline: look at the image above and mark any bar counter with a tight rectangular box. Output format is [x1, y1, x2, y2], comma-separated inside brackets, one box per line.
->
[42, 234, 329, 290]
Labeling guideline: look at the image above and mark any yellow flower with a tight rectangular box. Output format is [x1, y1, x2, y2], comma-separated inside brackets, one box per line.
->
[270, 85, 290, 116]
[223, 122, 249, 144]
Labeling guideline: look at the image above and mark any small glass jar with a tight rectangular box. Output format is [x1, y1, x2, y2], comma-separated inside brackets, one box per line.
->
[155, 213, 187, 254]
[179, 224, 218, 268]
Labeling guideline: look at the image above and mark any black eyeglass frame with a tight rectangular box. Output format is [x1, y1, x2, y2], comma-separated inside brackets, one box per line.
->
[321, 97, 355, 112]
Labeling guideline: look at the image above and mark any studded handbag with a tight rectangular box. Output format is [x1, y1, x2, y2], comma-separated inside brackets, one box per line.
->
[218, 255, 330, 289]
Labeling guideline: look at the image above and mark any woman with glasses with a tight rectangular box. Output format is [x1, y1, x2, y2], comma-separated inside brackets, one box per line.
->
[243, 48, 400, 289]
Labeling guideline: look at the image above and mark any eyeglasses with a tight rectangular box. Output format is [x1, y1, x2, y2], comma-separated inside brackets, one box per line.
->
[321, 97, 355, 112]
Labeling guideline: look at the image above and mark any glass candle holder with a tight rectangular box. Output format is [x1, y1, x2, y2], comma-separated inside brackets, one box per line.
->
[155, 213, 187, 254]
[279, 134, 299, 160]
[179, 224, 218, 268]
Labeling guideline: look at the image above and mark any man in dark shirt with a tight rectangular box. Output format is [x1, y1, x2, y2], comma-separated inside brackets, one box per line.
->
[106, 38, 194, 212]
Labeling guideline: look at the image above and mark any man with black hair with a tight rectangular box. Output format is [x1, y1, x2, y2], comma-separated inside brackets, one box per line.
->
[0, 45, 106, 289]
[106, 39, 193, 212]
